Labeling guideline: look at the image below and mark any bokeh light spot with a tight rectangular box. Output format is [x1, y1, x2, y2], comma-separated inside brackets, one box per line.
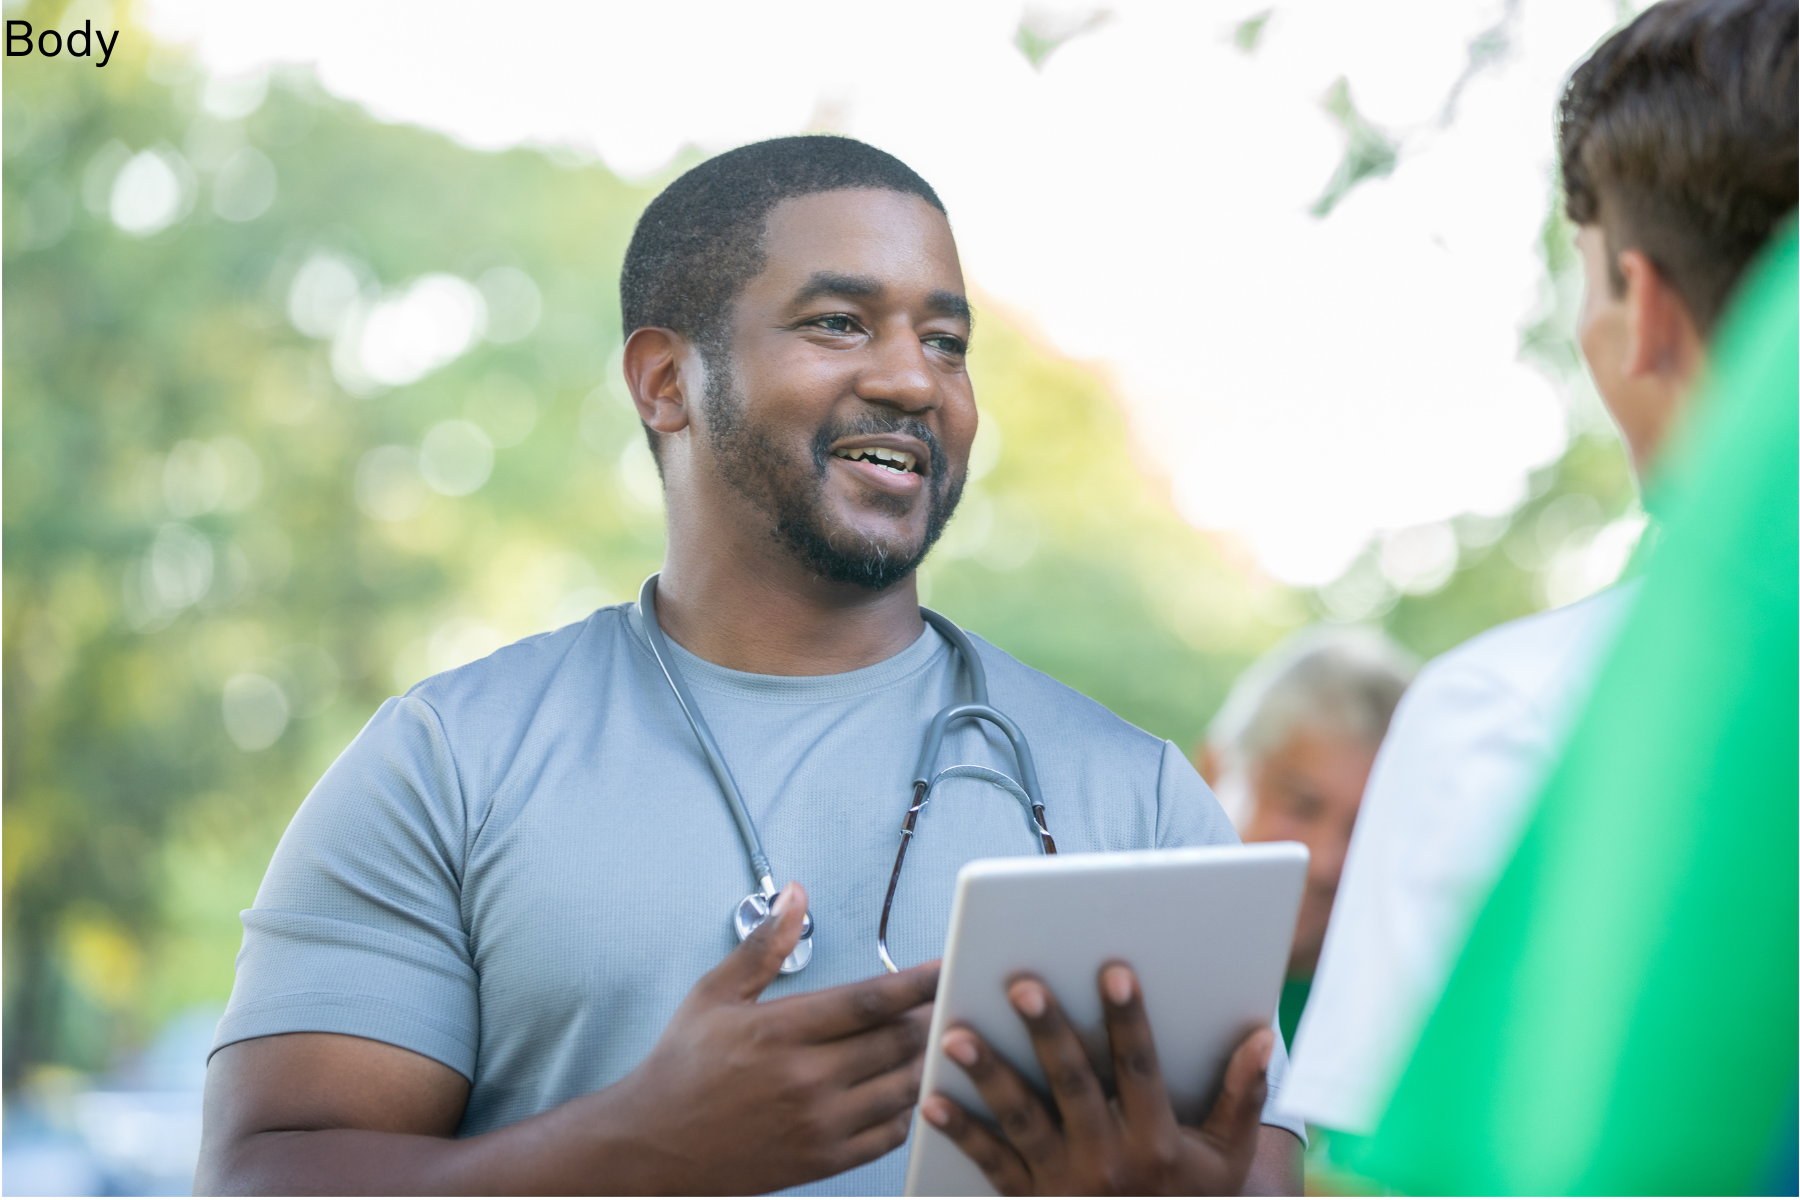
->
[221, 672, 289, 750]
[354, 446, 428, 521]
[211, 146, 277, 221]
[110, 149, 191, 237]
[419, 420, 494, 496]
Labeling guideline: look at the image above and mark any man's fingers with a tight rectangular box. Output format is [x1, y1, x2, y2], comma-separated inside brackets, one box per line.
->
[827, 1004, 933, 1087]
[1006, 976, 1113, 1145]
[695, 882, 808, 1004]
[941, 1026, 1065, 1170]
[1196, 1026, 1272, 1161]
[835, 1107, 921, 1181]
[919, 1095, 1035, 1196]
[834, 1048, 928, 1137]
[776, 960, 940, 1042]
[1098, 963, 1174, 1132]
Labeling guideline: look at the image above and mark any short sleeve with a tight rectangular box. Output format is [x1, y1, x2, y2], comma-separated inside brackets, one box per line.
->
[1153, 740, 1306, 1145]
[1280, 661, 1552, 1135]
[210, 694, 480, 1079]
[1152, 739, 1240, 850]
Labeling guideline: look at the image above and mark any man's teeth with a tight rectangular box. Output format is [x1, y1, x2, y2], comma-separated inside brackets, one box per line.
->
[834, 447, 918, 473]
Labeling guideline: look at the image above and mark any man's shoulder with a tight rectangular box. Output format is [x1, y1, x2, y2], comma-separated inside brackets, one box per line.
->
[403, 604, 635, 723]
[968, 632, 1168, 760]
[1415, 583, 1638, 719]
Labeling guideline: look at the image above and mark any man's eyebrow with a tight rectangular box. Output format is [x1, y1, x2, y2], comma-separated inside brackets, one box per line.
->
[787, 273, 972, 325]
[926, 289, 972, 323]
[790, 272, 883, 306]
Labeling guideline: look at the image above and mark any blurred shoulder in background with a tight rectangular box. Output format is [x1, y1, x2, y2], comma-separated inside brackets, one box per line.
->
[1195, 626, 1417, 1049]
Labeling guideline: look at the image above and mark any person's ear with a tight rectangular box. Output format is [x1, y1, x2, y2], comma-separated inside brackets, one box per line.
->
[1618, 249, 1704, 383]
[622, 327, 694, 435]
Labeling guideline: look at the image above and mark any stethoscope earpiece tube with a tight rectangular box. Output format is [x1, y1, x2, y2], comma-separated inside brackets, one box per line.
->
[637, 575, 774, 889]
[910, 703, 1053, 855]
[921, 607, 989, 706]
[917, 608, 1050, 844]
[638, 575, 815, 972]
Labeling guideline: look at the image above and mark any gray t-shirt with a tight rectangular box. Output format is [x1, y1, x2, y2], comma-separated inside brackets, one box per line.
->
[215, 603, 1302, 1194]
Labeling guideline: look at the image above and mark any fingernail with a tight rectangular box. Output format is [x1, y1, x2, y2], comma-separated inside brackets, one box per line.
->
[944, 1033, 979, 1068]
[1010, 981, 1047, 1019]
[1258, 1030, 1274, 1071]
[771, 884, 794, 915]
[1103, 965, 1134, 1007]
[921, 1097, 952, 1128]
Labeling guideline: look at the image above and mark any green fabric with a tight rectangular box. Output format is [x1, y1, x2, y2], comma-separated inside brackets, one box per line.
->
[1278, 977, 1312, 1051]
[1356, 223, 1800, 1195]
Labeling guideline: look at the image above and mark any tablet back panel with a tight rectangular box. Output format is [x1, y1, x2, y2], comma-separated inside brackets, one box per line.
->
[905, 842, 1307, 1196]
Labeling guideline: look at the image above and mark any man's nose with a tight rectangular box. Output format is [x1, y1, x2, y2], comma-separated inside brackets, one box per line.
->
[854, 326, 938, 413]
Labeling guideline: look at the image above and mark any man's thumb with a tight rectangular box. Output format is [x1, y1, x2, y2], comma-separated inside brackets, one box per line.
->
[715, 882, 807, 1001]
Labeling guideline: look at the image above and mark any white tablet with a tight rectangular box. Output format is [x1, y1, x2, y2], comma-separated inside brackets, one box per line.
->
[904, 842, 1308, 1197]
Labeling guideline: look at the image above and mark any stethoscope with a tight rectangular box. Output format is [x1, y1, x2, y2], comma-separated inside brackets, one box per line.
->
[636, 574, 1055, 975]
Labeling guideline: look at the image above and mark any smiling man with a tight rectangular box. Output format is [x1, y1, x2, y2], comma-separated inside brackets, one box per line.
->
[195, 136, 1304, 1195]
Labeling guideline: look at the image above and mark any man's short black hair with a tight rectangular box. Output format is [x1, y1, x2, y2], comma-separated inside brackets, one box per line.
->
[1558, 0, 1797, 334]
[619, 135, 946, 352]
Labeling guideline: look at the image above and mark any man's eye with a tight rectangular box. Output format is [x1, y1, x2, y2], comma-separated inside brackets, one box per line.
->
[925, 334, 967, 356]
[813, 315, 858, 334]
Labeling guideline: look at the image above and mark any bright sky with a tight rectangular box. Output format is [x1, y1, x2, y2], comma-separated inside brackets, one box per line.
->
[139, 0, 1622, 586]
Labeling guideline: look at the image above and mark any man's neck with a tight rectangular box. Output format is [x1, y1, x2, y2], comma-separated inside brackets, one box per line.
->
[651, 552, 926, 677]
[1629, 367, 1704, 484]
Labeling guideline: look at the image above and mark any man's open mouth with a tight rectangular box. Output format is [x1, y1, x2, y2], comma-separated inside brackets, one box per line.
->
[832, 446, 919, 475]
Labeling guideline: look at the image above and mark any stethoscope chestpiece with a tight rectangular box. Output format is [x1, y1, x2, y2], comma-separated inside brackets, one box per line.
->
[734, 892, 815, 974]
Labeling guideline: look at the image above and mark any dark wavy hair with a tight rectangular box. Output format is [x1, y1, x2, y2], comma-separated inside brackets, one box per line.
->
[1558, 0, 1798, 334]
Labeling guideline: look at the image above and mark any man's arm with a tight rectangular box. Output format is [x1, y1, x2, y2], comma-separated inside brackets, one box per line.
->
[197, 886, 938, 1196]
[199, 1033, 480, 1195]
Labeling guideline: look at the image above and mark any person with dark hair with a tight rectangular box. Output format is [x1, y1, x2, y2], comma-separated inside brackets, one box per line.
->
[1280, 0, 1796, 1143]
[194, 135, 1305, 1195]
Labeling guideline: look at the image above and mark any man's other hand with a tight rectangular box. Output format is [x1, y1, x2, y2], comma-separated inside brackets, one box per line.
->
[603, 882, 939, 1192]
[197, 883, 939, 1195]
[919, 963, 1288, 1196]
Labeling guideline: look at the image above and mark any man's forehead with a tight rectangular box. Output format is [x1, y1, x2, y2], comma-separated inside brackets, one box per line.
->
[755, 189, 963, 295]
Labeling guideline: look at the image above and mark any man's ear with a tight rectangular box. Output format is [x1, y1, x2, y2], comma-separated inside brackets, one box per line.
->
[1618, 249, 1704, 383]
[622, 327, 695, 435]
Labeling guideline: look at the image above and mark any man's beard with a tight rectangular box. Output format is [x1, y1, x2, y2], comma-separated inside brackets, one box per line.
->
[702, 360, 962, 592]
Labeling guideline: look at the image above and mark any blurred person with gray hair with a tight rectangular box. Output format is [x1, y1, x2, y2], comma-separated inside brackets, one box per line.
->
[1196, 628, 1417, 1049]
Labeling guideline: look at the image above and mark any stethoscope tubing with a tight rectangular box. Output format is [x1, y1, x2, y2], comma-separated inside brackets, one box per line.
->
[636, 572, 1052, 974]
[636, 575, 776, 897]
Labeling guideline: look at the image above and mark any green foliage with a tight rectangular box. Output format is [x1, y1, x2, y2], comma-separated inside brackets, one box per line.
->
[2, 3, 1631, 1083]
[1014, 9, 1111, 71]
[1233, 10, 1275, 54]
[1311, 78, 1400, 219]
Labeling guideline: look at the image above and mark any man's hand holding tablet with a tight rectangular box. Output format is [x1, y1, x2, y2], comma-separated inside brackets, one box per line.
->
[921, 965, 1277, 1195]
[902, 843, 1307, 1196]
